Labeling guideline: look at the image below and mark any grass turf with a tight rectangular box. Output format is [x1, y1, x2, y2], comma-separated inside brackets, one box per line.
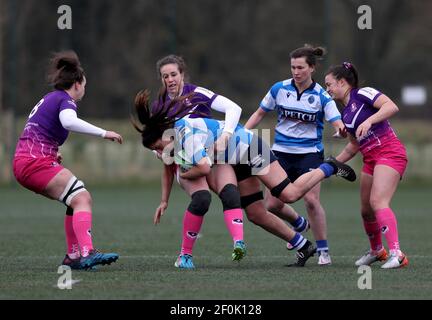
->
[0, 183, 431, 299]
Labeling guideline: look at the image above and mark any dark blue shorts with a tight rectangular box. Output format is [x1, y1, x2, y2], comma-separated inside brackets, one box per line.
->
[273, 150, 324, 182]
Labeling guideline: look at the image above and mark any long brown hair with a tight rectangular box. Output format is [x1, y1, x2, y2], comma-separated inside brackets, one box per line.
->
[131, 90, 198, 149]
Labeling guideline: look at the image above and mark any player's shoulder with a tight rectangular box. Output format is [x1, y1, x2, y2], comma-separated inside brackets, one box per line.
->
[269, 79, 293, 94]
[313, 82, 332, 102]
[188, 83, 216, 99]
[356, 87, 381, 100]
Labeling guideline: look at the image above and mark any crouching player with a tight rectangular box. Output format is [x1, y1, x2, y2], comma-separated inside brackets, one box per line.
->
[13, 51, 123, 270]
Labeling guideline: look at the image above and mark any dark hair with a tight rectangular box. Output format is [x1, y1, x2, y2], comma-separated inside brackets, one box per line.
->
[326, 62, 359, 88]
[47, 51, 85, 90]
[290, 44, 326, 66]
[156, 54, 187, 79]
[131, 90, 196, 149]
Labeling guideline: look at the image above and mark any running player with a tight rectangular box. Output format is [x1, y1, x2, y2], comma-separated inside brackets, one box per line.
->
[13, 51, 123, 270]
[245, 45, 345, 265]
[325, 62, 408, 269]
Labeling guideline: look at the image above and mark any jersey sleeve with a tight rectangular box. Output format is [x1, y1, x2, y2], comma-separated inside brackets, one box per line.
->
[320, 90, 341, 122]
[59, 98, 78, 113]
[260, 82, 281, 112]
[192, 86, 218, 106]
[356, 87, 382, 105]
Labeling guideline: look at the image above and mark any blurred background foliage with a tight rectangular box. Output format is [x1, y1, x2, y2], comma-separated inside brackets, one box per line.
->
[1, 0, 431, 184]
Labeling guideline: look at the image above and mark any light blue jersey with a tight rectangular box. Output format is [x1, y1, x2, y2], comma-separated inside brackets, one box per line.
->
[260, 79, 341, 154]
[173, 117, 253, 166]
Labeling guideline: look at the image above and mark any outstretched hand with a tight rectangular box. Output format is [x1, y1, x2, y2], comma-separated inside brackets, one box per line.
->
[154, 201, 168, 225]
[104, 131, 123, 144]
[333, 127, 347, 139]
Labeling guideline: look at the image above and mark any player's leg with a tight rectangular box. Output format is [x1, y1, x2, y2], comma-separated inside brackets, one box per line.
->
[44, 168, 118, 269]
[265, 190, 309, 233]
[176, 175, 212, 269]
[303, 184, 331, 265]
[354, 172, 388, 266]
[369, 165, 408, 269]
[237, 175, 316, 267]
[208, 164, 245, 261]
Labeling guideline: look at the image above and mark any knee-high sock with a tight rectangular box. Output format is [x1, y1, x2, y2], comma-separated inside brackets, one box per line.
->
[223, 208, 244, 242]
[64, 215, 80, 258]
[362, 219, 383, 252]
[375, 208, 400, 251]
[181, 210, 204, 256]
[72, 211, 94, 257]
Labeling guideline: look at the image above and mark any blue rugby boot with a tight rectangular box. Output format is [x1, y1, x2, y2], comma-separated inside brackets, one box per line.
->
[80, 249, 119, 270]
[232, 240, 247, 261]
[174, 254, 195, 269]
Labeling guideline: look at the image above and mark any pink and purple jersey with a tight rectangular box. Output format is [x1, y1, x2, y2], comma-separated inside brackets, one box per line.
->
[342, 87, 396, 153]
[152, 83, 217, 119]
[15, 90, 77, 158]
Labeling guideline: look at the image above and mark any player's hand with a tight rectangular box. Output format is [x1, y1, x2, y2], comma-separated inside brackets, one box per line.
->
[356, 120, 371, 139]
[56, 152, 63, 164]
[154, 201, 168, 225]
[214, 131, 232, 154]
[333, 127, 347, 139]
[104, 131, 123, 144]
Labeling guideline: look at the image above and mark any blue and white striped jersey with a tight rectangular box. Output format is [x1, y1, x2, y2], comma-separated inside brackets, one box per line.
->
[260, 79, 341, 154]
[173, 117, 253, 166]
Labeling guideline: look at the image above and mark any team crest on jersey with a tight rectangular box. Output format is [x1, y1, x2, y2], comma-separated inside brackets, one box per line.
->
[286, 92, 291, 98]
[351, 102, 357, 112]
[308, 96, 315, 104]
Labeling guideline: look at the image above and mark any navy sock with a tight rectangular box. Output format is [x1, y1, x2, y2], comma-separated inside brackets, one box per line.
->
[316, 240, 329, 253]
[318, 163, 334, 178]
[288, 233, 307, 250]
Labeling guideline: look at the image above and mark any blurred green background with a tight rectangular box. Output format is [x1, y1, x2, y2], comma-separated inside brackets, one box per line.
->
[1, 0, 431, 184]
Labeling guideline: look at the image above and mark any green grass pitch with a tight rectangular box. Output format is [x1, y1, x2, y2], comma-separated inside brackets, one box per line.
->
[1, 183, 431, 299]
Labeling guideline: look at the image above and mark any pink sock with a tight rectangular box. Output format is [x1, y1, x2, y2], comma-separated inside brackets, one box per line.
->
[223, 209, 244, 242]
[375, 208, 400, 251]
[64, 215, 80, 258]
[73, 211, 94, 257]
[181, 210, 204, 256]
[362, 219, 383, 252]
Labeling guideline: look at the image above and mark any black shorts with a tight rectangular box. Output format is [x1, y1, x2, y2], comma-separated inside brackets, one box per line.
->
[273, 150, 324, 181]
[233, 135, 277, 182]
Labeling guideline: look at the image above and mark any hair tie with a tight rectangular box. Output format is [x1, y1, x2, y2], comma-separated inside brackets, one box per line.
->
[343, 62, 352, 70]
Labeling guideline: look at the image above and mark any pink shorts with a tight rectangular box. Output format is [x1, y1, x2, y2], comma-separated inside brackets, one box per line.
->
[13, 156, 64, 194]
[361, 137, 408, 177]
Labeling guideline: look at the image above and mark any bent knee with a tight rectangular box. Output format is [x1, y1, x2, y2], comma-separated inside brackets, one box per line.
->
[70, 191, 92, 208]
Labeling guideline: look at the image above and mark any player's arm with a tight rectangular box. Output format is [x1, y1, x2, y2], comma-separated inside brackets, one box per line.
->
[179, 157, 212, 180]
[356, 94, 399, 139]
[244, 107, 267, 130]
[210, 95, 242, 153]
[154, 164, 175, 225]
[330, 119, 347, 139]
[59, 109, 123, 143]
[335, 134, 359, 163]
